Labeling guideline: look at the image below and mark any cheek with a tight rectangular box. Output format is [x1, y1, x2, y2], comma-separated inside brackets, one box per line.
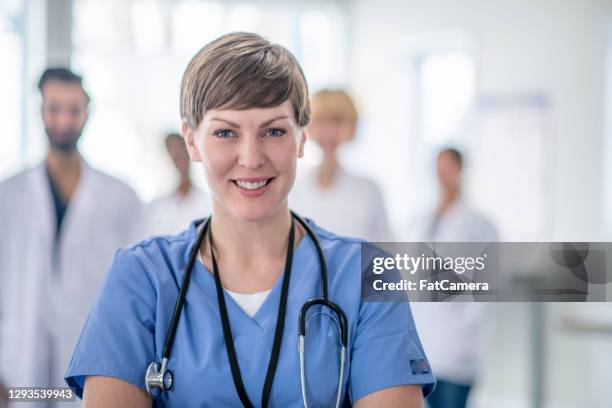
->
[316, 126, 341, 145]
[42, 113, 55, 127]
[339, 124, 354, 141]
[201, 139, 235, 182]
[270, 141, 299, 173]
[76, 114, 88, 128]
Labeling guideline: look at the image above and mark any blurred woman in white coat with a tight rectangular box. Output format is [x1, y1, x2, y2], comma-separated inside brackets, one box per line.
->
[290, 89, 392, 241]
[409, 148, 497, 408]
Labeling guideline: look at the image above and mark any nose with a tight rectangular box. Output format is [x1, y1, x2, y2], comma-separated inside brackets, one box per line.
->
[238, 135, 266, 170]
[46, 108, 78, 131]
[56, 111, 75, 130]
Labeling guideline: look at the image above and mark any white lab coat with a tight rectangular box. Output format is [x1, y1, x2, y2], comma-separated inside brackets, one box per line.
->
[408, 199, 498, 385]
[290, 167, 393, 241]
[140, 186, 210, 237]
[0, 161, 141, 403]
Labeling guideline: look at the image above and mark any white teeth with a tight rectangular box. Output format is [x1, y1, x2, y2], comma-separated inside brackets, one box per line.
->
[235, 179, 268, 190]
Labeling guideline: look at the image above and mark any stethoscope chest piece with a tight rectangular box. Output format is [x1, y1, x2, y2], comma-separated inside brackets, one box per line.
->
[146, 358, 173, 397]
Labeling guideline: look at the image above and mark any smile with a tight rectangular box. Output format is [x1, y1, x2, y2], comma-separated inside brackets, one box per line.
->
[234, 179, 270, 189]
[231, 178, 274, 195]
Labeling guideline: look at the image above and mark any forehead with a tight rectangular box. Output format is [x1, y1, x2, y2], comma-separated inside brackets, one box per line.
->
[41, 80, 87, 103]
[437, 152, 460, 166]
[311, 95, 354, 121]
[201, 100, 295, 126]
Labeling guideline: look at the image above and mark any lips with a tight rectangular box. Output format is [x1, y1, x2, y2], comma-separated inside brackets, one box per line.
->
[231, 177, 274, 196]
[234, 179, 270, 190]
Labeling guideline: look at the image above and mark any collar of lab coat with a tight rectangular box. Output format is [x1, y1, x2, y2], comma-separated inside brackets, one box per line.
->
[431, 197, 467, 223]
[442, 197, 466, 218]
[30, 158, 95, 244]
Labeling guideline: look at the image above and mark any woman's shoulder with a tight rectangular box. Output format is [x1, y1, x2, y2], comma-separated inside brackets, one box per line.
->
[308, 218, 364, 248]
[128, 223, 196, 251]
[306, 219, 369, 275]
[309, 219, 396, 272]
[112, 220, 201, 283]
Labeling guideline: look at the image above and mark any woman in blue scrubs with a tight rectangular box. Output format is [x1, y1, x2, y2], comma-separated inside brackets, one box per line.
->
[65, 32, 435, 407]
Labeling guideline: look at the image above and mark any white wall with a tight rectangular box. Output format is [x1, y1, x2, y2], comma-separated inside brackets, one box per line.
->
[349, 0, 610, 240]
[348, 0, 612, 407]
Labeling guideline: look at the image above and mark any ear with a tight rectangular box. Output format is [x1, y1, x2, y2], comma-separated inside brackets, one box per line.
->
[298, 128, 307, 158]
[182, 120, 202, 162]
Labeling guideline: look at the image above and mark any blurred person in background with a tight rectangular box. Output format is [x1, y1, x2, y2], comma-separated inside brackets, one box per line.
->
[0, 68, 141, 405]
[290, 89, 393, 241]
[140, 132, 210, 236]
[409, 148, 498, 408]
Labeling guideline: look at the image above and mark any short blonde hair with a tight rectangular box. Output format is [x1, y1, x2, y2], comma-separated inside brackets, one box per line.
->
[311, 89, 358, 124]
[180, 32, 310, 128]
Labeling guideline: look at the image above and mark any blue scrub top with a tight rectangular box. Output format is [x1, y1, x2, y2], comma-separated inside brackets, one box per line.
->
[65, 218, 435, 406]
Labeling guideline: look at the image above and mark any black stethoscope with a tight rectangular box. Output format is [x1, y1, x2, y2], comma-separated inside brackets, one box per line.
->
[145, 211, 349, 408]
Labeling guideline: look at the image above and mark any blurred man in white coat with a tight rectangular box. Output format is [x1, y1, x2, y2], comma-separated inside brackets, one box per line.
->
[409, 148, 497, 408]
[0, 68, 141, 406]
[290, 89, 392, 241]
[140, 132, 210, 237]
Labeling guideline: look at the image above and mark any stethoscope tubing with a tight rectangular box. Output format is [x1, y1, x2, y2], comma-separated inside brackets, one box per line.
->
[146, 212, 349, 408]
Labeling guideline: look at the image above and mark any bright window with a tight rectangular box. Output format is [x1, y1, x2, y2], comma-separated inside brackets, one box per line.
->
[0, 1, 23, 179]
[420, 53, 475, 144]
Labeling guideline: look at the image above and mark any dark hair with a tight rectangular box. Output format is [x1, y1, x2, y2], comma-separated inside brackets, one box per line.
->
[164, 132, 183, 147]
[38, 67, 90, 102]
[180, 32, 310, 128]
[439, 147, 463, 169]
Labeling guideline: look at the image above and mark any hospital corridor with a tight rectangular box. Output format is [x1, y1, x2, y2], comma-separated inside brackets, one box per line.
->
[1, 0, 612, 407]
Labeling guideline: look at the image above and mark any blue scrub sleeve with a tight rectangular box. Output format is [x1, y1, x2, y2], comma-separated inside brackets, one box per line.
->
[65, 248, 157, 398]
[349, 299, 436, 403]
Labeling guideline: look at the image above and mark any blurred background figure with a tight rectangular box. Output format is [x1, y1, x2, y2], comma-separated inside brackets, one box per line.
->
[140, 132, 210, 236]
[412, 148, 498, 241]
[290, 89, 392, 241]
[409, 148, 498, 408]
[0, 68, 141, 405]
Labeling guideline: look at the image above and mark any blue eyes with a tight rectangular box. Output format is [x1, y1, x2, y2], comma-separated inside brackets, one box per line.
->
[212, 128, 287, 139]
[267, 128, 286, 137]
[213, 129, 234, 138]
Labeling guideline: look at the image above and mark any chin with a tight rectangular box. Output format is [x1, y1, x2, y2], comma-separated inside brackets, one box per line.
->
[227, 202, 284, 223]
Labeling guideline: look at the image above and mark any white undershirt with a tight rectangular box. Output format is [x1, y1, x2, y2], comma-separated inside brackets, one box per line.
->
[225, 288, 271, 318]
[197, 253, 271, 317]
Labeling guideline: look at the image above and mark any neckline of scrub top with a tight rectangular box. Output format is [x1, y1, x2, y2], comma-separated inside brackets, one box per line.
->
[187, 221, 317, 331]
[225, 288, 272, 318]
[197, 250, 273, 313]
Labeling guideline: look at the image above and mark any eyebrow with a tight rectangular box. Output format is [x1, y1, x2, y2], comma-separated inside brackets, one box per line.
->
[210, 117, 240, 127]
[260, 115, 289, 127]
[209, 115, 289, 128]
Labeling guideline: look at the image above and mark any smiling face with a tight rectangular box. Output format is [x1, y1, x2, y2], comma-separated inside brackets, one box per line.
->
[183, 100, 305, 223]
